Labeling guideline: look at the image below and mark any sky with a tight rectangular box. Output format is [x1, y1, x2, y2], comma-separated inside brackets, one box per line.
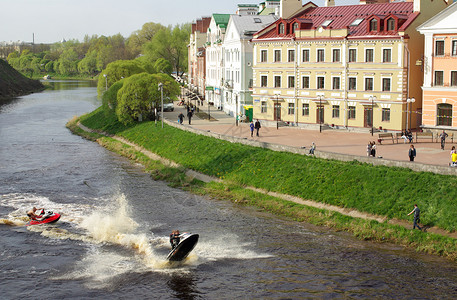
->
[0, 0, 359, 44]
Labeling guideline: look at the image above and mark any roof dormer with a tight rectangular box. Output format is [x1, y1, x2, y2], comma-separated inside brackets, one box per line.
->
[366, 15, 385, 33]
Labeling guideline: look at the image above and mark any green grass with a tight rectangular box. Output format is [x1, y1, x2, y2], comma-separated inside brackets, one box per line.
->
[79, 107, 457, 233]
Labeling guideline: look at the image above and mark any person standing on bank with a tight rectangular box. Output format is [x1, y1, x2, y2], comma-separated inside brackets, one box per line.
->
[254, 119, 261, 137]
[187, 109, 193, 125]
[249, 121, 254, 137]
[408, 144, 416, 161]
[407, 204, 422, 230]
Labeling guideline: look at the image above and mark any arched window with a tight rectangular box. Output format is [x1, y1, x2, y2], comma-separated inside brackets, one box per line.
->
[387, 18, 395, 31]
[370, 19, 378, 32]
[292, 23, 299, 33]
[279, 23, 285, 34]
[437, 103, 452, 126]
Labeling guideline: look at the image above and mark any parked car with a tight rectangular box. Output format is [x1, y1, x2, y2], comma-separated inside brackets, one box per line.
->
[162, 101, 174, 112]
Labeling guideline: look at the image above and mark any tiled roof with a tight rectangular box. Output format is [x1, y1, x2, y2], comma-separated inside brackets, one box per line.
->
[255, 2, 418, 40]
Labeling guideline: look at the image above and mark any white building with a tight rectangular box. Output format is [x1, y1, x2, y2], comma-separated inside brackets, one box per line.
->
[222, 14, 277, 118]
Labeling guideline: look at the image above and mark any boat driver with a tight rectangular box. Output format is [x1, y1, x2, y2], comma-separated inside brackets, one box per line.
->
[170, 230, 180, 249]
[26, 207, 44, 220]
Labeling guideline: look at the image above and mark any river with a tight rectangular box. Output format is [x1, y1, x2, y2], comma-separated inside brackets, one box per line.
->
[0, 81, 456, 299]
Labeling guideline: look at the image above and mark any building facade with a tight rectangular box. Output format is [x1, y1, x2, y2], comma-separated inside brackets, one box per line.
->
[188, 17, 211, 96]
[418, 1, 457, 130]
[251, 0, 450, 131]
[222, 14, 277, 118]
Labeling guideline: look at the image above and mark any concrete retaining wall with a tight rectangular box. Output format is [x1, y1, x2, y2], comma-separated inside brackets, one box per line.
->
[164, 119, 457, 176]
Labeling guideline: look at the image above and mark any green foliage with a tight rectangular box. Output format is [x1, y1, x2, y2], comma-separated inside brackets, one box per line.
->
[154, 58, 172, 74]
[101, 80, 124, 115]
[97, 60, 145, 97]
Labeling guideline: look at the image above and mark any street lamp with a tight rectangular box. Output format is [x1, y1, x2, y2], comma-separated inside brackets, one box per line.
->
[317, 95, 324, 133]
[406, 97, 415, 131]
[369, 96, 377, 136]
[275, 93, 281, 130]
[103, 74, 107, 91]
[158, 83, 164, 128]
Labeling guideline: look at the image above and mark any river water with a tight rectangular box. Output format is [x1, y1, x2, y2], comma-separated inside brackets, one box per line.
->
[0, 81, 456, 299]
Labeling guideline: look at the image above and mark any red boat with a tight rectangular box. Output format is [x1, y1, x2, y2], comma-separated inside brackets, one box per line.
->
[26, 210, 61, 226]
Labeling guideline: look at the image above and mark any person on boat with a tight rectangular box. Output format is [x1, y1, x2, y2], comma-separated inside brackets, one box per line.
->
[170, 230, 181, 249]
[26, 207, 44, 220]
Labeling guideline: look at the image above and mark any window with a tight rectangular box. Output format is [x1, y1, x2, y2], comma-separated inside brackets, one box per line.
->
[302, 103, 309, 116]
[370, 19, 378, 31]
[288, 49, 295, 62]
[453, 40, 457, 56]
[261, 75, 268, 87]
[317, 49, 325, 62]
[317, 76, 325, 89]
[434, 71, 444, 86]
[260, 50, 267, 62]
[261, 101, 267, 113]
[332, 49, 341, 62]
[274, 50, 281, 62]
[254, 18, 261, 23]
[302, 49, 310, 62]
[382, 108, 391, 122]
[350, 18, 364, 26]
[349, 49, 357, 62]
[288, 103, 295, 115]
[365, 49, 374, 62]
[437, 103, 452, 126]
[321, 19, 333, 27]
[451, 71, 457, 86]
[387, 18, 395, 31]
[348, 77, 357, 90]
[382, 78, 391, 91]
[292, 23, 299, 33]
[332, 77, 340, 90]
[383, 49, 392, 63]
[302, 76, 310, 88]
[365, 78, 374, 91]
[274, 75, 281, 88]
[288, 76, 295, 88]
[279, 23, 285, 34]
[348, 106, 356, 119]
[332, 105, 340, 118]
[435, 40, 445, 56]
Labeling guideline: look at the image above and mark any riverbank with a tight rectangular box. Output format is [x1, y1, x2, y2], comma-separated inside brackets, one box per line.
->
[67, 109, 457, 261]
[0, 59, 43, 99]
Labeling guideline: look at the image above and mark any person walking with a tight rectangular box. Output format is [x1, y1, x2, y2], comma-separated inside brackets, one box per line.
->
[249, 121, 254, 137]
[407, 204, 422, 230]
[439, 130, 448, 150]
[178, 113, 184, 125]
[371, 141, 376, 157]
[254, 119, 261, 137]
[408, 144, 416, 161]
[187, 110, 193, 125]
[367, 142, 372, 157]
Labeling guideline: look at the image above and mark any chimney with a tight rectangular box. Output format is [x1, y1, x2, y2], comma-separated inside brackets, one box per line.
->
[280, 0, 303, 19]
[325, 0, 335, 6]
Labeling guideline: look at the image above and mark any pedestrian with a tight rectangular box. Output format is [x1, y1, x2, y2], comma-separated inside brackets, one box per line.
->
[407, 204, 422, 230]
[187, 110, 193, 125]
[408, 144, 416, 161]
[371, 141, 376, 157]
[254, 119, 261, 137]
[249, 121, 254, 137]
[178, 113, 184, 125]
[367, 142, 372, 157]
[439, 130, 448, 150]
[406, 130, 413, 143]
[450, 146, 457, 167]
[309, 142, 316, 155]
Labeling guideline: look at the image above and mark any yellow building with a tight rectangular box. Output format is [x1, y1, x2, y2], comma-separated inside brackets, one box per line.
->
[252, 0, 451, 132]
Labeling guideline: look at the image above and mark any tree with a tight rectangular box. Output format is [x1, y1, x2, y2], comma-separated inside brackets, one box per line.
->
[58, 48, 79, 75]
[97, 60, 145, 97]
[143, 23, 191, 76]
[78, 50, 98, 76]
[127, 22, 166, 55]
[116, 72, 179, 124]
[154, 58, 172, 75]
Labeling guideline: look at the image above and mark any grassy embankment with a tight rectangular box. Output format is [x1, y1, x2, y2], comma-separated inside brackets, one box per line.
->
[0, 59, 43, 99]
[68, 107, 457, 261]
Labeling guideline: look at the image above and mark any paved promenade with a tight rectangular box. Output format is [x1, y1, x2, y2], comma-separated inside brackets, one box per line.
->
[165, 100, 453, 168]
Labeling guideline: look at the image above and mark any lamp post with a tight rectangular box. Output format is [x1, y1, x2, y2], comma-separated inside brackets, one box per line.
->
[369, 96, 377, 136]
[158, 83, 164, 128]
[317, 95, 324, 133]
[406, 97, 415, 131]
[236, 96, 239, 126]
[103, 74, 107, 91]
[275, 93, 280, 130]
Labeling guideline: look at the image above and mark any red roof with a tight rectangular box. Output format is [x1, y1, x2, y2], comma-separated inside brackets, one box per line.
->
[255, 2, 418, 41]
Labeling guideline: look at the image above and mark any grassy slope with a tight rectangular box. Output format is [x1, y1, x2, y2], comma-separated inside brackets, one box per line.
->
[80, 107, 457, 233]
[0, 59, 44, 99]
